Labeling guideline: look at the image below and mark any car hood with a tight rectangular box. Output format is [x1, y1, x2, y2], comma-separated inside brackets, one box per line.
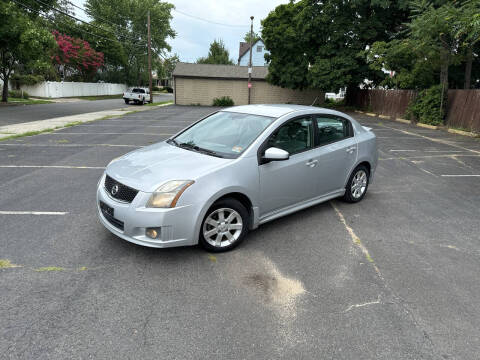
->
[106, 142, 231, 192]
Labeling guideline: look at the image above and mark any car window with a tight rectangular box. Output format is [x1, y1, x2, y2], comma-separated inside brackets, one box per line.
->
[267, 117, 313, 154]
[174, 111, 275, 158]
[314, 115, 352, 146]
[132, 88, 145, 93]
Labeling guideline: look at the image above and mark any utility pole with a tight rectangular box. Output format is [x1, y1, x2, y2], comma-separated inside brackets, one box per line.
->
[247, 16, 254, 104]
[147, 10, 153, 103]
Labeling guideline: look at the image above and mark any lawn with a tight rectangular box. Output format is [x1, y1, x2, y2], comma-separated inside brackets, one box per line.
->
[1, 98, 53, 105]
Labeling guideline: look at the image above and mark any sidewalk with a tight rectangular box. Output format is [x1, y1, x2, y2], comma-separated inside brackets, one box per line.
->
[0, 103, 172, 140]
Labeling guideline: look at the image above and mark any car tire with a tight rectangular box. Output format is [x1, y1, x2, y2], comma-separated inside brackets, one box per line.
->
[124, 99, 129, 104]
[342, 165, 370, 203]
[199, 198, 249, 252]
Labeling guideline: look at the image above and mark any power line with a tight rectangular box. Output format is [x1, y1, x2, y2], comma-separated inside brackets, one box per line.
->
[31, 0, 148, 45]
[11, 0, 146, 49]
[173, 8, 248, 28]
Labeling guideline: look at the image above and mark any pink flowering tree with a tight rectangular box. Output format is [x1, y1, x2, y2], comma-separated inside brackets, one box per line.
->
[52, 31, 104, 81]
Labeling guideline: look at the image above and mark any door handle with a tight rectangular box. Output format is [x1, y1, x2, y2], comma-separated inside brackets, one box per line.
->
[306, 159, 318, 167]
[346, 146, 356, 154]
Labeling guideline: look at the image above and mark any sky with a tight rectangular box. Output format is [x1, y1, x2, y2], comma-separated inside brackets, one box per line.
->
[71, 0, 287, 63]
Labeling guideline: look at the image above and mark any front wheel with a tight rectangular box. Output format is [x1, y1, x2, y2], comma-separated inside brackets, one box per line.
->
[199, 198, 249, 252]
[124, 99, 129, 104]
[343, 165, 370, 203]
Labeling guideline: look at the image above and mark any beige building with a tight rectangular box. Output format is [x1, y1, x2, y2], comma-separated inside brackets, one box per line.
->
[172, 63, 324, 106]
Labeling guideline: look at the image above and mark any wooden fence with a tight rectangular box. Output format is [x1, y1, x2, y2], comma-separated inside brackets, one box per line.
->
[348, 89, 480, 133]
[446, 90, 480, 133]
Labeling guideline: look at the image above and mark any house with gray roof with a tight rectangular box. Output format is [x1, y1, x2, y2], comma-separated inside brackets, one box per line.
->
[238, 40, 269, 66]
[172, 62, 324, 106]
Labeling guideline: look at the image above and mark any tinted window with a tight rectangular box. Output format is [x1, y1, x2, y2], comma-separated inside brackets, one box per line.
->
[132, 88, 145, 93]
[267, 117, 313, 154]
[314, 115, 352, 146]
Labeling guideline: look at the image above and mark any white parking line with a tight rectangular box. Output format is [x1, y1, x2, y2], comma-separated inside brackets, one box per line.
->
[0, 211, 68, 215]
[0, 165, 105, 169]
[441, 174, 480, 177]
[389, 149, 416, 152]
[0, 143, 141, 148]
[49, 132, 174, 136]
[76, 124, 184, 128]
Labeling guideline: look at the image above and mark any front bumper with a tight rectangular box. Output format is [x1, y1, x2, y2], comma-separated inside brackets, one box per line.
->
[96, 182, 199, 248]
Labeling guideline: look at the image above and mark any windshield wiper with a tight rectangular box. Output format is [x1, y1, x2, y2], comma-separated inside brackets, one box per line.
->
[166, 138, 179, 146]
[178, 142, 224, 158]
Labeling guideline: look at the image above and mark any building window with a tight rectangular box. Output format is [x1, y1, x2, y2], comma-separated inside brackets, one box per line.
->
[256, 45, 263, 52]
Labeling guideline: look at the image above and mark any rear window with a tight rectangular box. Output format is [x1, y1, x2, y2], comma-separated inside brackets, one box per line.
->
[132, 88, 145, 93]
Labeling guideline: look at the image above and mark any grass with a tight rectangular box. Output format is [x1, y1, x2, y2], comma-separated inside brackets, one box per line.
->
[35, 266, 64, 272]
[80, 94, 123, 101]
[0, 128, 56, 142]
[145, 100, 173, 107]
[1, 98, 52, 105]
[0, 259, 20, 268]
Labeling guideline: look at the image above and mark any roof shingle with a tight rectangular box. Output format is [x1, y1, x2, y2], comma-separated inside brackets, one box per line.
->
[173, 62, 268, 80]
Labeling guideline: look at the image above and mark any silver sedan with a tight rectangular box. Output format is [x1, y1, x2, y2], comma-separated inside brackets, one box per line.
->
[97, 104, 377, 252]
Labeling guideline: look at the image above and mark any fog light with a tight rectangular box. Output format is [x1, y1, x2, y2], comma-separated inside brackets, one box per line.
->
[146, 228, 160, 239]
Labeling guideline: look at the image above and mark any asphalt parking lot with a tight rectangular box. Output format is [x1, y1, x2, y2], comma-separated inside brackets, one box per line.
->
[1, 105, 479, 359]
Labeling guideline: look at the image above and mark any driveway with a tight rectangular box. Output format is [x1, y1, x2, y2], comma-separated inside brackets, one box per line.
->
[1, 106, 479, 359]
[0, 93, 173, 126]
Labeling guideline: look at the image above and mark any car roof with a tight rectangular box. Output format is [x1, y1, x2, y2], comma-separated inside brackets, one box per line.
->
[222, 104, 348, 118]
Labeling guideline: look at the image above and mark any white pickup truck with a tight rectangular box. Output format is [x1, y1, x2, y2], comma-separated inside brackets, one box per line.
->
[123, 88, 151, 105]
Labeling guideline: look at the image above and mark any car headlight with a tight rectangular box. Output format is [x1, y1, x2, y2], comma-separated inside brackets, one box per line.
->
[147, 180, 194, 208]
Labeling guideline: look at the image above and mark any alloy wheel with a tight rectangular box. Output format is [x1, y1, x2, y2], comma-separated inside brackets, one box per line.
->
[351, 169, 368, 199]
[202, 207, 243, 248]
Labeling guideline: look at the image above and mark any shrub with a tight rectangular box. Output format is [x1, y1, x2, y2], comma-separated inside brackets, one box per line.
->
[165, 86, 173, 93]
[9, 90, 29, 99]
[406, 85, 446, 125]
[212, 96, 234, 106]
[152, 86, 161, 91]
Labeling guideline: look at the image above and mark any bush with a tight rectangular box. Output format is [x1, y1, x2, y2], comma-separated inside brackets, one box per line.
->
[406, 85, 446, 125]
[165, 86, 173, 93]
[212, 96, 234, 106]
[8, 90, 29, 99]
[152, 86, 161, 91]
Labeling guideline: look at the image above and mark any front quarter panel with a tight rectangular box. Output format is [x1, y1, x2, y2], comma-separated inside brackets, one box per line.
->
[174, 156, 260, 245]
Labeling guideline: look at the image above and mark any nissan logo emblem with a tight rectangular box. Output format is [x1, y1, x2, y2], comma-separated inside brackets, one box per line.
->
[111, 185, 119, 196]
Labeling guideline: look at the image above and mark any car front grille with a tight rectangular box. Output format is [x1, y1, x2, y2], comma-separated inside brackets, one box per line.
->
[99, 201, 124, 231]
[104, 175, 138, 203]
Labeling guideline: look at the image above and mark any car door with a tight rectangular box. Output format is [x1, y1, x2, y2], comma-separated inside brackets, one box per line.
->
[311, 114, 358, 196]
[258, 116, 319, 216]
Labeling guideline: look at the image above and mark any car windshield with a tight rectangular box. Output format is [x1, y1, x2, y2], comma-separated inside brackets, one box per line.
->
[171, 111, 276, 158]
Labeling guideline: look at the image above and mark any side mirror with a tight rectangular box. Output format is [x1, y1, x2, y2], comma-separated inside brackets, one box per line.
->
[263, 147, 289, 161]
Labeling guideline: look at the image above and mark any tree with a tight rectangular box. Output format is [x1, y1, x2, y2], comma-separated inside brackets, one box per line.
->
[243, 31, 261, 44]
[196, 39, 234, 65]
[455, 0, 480, 88]
[157, 54, 179, 80]
[0, 1, 56, 102]
[261, 0, 411, 92]
[52, 31, 104, 81]
[85, 0, 175, 85]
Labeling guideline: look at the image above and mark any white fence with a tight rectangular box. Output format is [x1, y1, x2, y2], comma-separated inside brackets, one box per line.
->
[20, 81, 127, 98]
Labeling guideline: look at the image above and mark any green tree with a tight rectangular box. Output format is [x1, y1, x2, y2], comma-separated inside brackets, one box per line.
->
[455, 0, 480, 88]
[85, 0, 175, 85]
[197, 39, 234, 65]
[261, 0, 411, 92]
[157, 53, 179, 80]
[243, 31, 261, 44]
[0, 1, 56, 102]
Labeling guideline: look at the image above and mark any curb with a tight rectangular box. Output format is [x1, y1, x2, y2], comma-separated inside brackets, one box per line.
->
[416, 123, 439, 130]
[448, 128, 479, 138]
[0, 102, 173, 141]
[395, 118, 411, 124]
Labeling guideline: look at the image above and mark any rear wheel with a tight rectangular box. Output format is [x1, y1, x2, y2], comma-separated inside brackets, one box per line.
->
[199, 198, 249, 252]
[343, 165, 369, 203]
[124, 99, 129, 104]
